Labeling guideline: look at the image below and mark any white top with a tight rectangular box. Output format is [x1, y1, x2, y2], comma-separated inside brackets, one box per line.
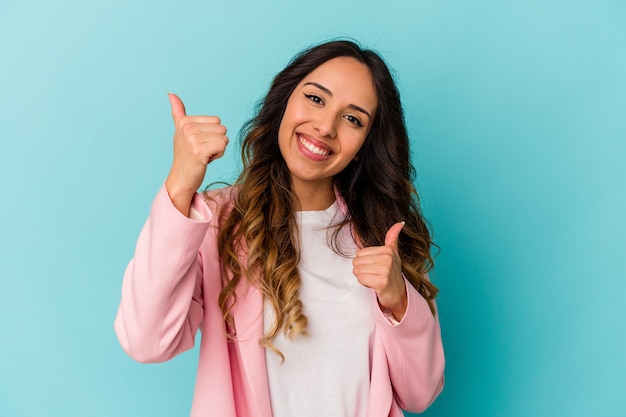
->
[264, 201, 375, 417]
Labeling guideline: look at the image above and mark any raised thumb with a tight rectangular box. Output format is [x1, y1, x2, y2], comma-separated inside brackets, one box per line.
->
[168, 93, 186, 124]
[384, 221, 405, 250]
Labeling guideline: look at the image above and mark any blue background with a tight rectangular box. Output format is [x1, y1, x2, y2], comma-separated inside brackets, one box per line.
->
[1, 0, 625, 416]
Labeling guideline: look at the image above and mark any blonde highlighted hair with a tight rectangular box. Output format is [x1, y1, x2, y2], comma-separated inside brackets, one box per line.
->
[209, 40, 438, 358]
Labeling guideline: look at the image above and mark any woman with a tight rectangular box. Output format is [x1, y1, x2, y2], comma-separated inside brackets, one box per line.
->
[115, 40, 444, 417]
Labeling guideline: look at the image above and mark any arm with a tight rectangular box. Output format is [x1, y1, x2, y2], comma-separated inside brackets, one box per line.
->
[114, 186, 213, 363]
[373, 278, 445, 412]
[353, 222, 445, 411]
[115, 93, 229, 363]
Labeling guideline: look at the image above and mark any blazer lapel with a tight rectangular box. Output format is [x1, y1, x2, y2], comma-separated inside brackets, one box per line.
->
[225, 187, 350, 416]
[231, 280, 272, 417]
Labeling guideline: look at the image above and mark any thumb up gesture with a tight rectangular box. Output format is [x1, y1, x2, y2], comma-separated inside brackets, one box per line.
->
[165, 93, 229, 216]
[353, 222, 408, 321]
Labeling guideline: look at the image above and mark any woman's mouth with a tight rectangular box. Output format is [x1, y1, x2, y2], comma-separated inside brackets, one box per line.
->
[298, 134, 331, 157]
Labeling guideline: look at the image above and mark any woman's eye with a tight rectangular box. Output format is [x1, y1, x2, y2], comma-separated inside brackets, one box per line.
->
[304, 93, 323, 105]
[345, 115, 364, 127]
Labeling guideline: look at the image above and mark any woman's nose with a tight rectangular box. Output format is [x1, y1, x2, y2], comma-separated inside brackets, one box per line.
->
[313, 110, 337, 139]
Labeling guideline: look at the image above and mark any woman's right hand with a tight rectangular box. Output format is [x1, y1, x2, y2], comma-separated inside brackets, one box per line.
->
[165, 93, 229, 216]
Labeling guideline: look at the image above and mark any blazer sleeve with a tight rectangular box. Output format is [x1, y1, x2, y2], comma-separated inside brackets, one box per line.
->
[373, 276, 445, 413]
[114, 185, 214, 363]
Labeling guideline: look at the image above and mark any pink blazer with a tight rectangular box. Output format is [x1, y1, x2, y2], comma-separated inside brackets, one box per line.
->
[114, 185, 445, 416]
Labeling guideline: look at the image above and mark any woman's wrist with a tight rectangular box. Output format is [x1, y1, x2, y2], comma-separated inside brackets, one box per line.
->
[165, 177, 195, 217]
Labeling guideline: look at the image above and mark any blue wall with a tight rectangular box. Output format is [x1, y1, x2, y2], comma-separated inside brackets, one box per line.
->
[1, 1, 624, 416]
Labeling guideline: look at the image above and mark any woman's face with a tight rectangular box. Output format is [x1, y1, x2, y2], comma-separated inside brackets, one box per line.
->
[278, 57, 378, 198]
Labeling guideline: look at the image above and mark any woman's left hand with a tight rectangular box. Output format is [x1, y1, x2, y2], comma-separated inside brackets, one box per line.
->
[353, 222, 408, 321]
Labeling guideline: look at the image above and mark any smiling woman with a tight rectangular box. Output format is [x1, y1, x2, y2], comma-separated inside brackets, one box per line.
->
[114, 40, 444, 417]
[278, 57, 378, 210]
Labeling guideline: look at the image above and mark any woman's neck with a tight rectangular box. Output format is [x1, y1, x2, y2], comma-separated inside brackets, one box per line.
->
[291, 179, 335, 211]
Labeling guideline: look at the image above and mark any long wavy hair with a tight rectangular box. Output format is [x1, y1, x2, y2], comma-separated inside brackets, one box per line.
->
[210, 40, 438, 356]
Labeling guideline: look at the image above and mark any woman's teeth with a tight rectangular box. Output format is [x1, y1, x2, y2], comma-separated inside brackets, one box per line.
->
[299, 135, 330, 156]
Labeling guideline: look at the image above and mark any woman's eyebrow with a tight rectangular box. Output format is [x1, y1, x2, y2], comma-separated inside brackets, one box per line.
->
[304, 82, 372, 119]
[304, 82, 332, 96]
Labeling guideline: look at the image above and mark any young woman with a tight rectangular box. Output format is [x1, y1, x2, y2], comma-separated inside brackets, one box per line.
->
[115, 40, 444, 417]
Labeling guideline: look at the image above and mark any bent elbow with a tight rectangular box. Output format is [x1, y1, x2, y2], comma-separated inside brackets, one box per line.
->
[401, 359, 446, 413]
[418, 374, 445, 412]
[114, 315, 169, 364]
[401, 375, 444, 413]
[124, 348, 169, 364]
